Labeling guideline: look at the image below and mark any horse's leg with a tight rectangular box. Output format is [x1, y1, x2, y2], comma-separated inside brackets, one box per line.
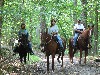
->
[84, 50, 87, 64]
[69, 39, 73, 63]
[57, 53, 61, 63]
[79, 48, 82, 64]
[24, 56, 26, 64]
[28, 52, 29, 61]
[20, 55, 23, 63]
[52, 53, 55, 71]
[70, 48, 73, 63]
[24, 53, 27, 64]
[47, 55, 49, 71]
[61, 52, 64, 67]
[73, 48, 77, 57]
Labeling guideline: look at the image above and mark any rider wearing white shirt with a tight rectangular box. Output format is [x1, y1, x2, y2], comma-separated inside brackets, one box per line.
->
[48, 19, 63, 51]
[73, 20, 85, 47]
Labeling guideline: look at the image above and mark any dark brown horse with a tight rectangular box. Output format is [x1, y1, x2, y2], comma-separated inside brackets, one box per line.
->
[69, 25, 94, 64]
[13, 34, 29, 63]
[40, 32, 66, 71]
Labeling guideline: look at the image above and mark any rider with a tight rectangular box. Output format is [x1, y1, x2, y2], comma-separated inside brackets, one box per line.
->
[48, 19, 64, 51]
[14, 23, 34, 55]
[73, 20, 85, 47]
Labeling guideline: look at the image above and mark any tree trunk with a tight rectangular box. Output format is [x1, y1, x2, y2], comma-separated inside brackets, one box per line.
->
[73, 0, 77, 24]
[94, 3, 98, 55]
[0, 0, 4, 52]
[81, 0, 87, 27]
[39, 6, 46, 42]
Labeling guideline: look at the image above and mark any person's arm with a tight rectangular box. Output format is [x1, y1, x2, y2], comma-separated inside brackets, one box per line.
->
[52, 25, 59, 35]
[25, 30, 29, 39]
[74, 24, 82, 34]
[74, 29, 82, 33]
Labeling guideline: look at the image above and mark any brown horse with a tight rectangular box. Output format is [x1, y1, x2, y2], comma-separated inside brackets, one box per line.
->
[40, 32, 66, 71]
[69, 25, 94, 64]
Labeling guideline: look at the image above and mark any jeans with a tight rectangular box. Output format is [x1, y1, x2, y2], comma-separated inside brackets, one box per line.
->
[54, 35, 63, 48]
[73, 33, 79, 46]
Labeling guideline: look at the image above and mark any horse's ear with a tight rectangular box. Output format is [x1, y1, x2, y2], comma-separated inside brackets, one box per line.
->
[88, 25, 90, 28]
[92, 25, 94, 28]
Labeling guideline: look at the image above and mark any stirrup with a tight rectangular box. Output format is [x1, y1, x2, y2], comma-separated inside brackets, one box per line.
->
[30, 52, 34, 55]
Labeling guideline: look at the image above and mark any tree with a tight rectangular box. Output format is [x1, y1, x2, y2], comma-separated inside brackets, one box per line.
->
[73, 0, 77, 24]
[81, 0, 87, 27]
[0, 0, 4, 52]
[38, 1, 47, 39]
[94, 1, 99, 55]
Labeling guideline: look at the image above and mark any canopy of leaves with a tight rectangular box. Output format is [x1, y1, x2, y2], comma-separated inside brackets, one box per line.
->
[1, 0, 100, 54]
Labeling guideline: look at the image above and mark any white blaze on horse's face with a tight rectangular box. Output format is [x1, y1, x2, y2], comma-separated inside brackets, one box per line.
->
[89, 27, 93, 36]
[14, 39, 18, 46]
[89, 29, 92, 36]
[40, 45, 44, 51]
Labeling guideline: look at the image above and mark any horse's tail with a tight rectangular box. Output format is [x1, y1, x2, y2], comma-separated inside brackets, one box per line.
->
[69, 38, 73, 60]
[62, 38, 66, 49]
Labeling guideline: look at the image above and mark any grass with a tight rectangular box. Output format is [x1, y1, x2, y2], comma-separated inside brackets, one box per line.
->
[27, 54, 42, 64]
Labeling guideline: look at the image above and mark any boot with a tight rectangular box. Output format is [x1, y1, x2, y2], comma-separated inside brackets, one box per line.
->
[30, 51, 34, 55]
[59, 46, 64, 52]
[29, 49, 34, 55]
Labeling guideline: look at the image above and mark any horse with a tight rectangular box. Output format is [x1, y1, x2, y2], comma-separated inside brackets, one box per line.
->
[13, 34, 29, 63]
[40, 31, 66, 71]
[69, 25, 94, 64]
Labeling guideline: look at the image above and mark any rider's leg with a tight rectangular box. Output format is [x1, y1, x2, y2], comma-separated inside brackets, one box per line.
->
[28, 42, 34, 55]
[55, 35, 64, 50]
[73, 33, 79, 47]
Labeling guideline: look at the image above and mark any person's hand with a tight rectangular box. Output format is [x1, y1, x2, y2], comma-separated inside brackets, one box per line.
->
[80, 31, 83, 34]
[52, 32, 58, 35]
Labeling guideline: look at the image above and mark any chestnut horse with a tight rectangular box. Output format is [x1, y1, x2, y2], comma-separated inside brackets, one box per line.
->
[40, 31, 66, 71]
[69, 25, 94, 64]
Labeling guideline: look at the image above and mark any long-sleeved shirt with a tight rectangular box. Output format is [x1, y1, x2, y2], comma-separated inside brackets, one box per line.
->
[48, 25, 59, 36]
[18, 29, 29, 39]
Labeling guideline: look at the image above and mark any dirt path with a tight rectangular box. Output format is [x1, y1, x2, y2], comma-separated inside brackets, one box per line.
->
[36, 54, 100, 75]
[22, 50, 100, 75]
[1, 49, 100, 75]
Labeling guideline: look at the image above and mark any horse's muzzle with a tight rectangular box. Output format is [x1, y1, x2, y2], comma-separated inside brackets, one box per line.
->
[40, 43, 45, 52]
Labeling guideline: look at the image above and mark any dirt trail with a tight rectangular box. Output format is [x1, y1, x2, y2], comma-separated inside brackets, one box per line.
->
[1, 49, 100, 75]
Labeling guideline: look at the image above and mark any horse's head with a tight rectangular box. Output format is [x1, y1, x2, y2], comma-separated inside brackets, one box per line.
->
[40, 32, 51, 52]
[88, 25, 94, 37]
[81, 25, 94, 39]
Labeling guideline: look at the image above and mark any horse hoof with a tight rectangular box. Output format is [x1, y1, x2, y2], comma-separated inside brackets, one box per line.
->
[57, 59, 61, 63]
[61, 57, 63, 60]
[13, 53, 16, 56]
[84, 62, 86, 64]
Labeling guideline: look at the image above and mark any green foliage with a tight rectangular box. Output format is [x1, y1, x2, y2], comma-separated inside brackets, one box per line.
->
[1, 0, 100, 54]
[28, 55, 42, 63]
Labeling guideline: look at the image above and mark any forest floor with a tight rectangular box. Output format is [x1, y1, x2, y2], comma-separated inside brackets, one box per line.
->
[0, 46, 100, 75]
